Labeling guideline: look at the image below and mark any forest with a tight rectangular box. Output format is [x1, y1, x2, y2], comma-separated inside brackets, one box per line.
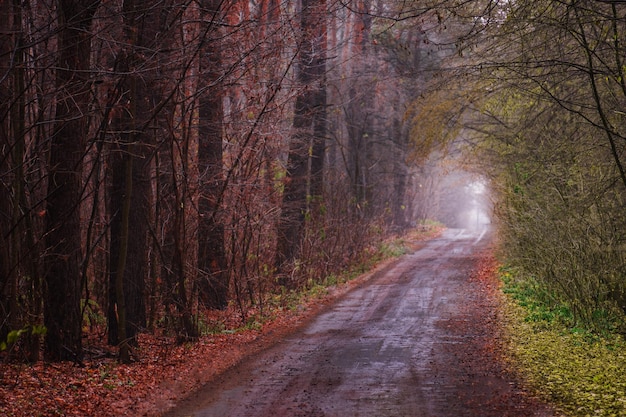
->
[0, 0, 474, 365]
[1, 0, 626, 399]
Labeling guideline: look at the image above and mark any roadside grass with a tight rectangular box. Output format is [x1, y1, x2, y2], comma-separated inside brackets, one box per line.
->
[500, 268, 626, 417]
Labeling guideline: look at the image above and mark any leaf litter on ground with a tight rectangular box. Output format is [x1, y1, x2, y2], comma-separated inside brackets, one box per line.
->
[0, 226, 444, 417]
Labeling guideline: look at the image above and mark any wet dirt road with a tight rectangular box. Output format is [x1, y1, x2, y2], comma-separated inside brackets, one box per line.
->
[164, 229, 556, 417]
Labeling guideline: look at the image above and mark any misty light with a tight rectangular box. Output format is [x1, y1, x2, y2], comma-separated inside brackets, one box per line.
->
[468, 180, 486, 195]
[460, 178, 490, 231]
[429, 169, 492, 232]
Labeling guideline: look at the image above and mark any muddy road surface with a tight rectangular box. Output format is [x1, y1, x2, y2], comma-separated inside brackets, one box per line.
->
[164, 229, 556, 417]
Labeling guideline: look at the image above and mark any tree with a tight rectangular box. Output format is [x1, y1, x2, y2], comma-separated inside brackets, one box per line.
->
[276, 0, 328, 274]
[197, 0, 228, 309]
[106, 0, 174, 361]
[459, 0, 626, 330]
[0, 0, 43, 361]
[44, 0, 99, 362]
[0, 0, 488, 365]
[0, 0, 25, 349]
[343, 0, 374, 210]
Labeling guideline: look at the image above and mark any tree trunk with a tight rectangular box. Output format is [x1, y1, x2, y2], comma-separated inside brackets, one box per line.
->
[0, 0, 21, 346]
[276, 0, 327, 272]
[107, 135, 150, 353]
[346, 0, 373, 214]
[114, 153, 133, 363]
[44, 0, 99, 362]
[106, 55, 151, 359]
[198, 34, 228, 309]
[106, 40, 152, 355]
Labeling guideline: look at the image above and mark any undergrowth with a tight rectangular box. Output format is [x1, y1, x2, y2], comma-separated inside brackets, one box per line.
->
[282, 225, 440, 309]
[216, 224, 444, 337]
[500, 267, 626, 416]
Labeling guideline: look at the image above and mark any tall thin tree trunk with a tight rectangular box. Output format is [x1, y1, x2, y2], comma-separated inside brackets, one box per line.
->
[0, 0, 46, 362]
[115, 154, 133, 363]
[106, 77, 151, 351]
[107, 0, 155, 352]
[44, 0, 99, 362]
[6, 0, 25, 347]
[391, 119, 409, 229]
[276, 0, 327, 273]
[198, 36, 228, 309]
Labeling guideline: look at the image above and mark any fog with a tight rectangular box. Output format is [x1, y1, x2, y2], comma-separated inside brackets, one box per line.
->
[456, 179, 491, 230]
[426, 170, 492, 231]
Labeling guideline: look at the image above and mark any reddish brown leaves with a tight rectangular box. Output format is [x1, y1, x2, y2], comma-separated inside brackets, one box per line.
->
[0, 231, 440, 417]
[0, 295, 336, 416]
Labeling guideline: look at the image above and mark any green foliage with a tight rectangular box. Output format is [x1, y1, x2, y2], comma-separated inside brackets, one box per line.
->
[82, 298, 106, 328]
[0, 325, 47, 351]
[92, 364, 135, 391]
[469, 0, 626, 337]
[500, 267, 574, 328]
[323, 274, 338, 287]
[502, 270, 626, 416]
[482, 89, 626, 332]
[240, 316, 263, 332]
[378, 240, 409, 259]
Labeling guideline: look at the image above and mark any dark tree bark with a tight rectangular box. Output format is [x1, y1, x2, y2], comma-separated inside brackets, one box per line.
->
[197, 27, 228, 309]
[106, 64, 151, 360]
[44, 0, 99, 362]
[0, 0, 49, 363]
[108, 136, 134, 363]
[108, 52, 152, 352]
[345, 85, 372, 207]
[276, 0, 327, 271]
[107, 0, 156, 359]
[0, 0, 20, 343]
[345, 0, 373, 212]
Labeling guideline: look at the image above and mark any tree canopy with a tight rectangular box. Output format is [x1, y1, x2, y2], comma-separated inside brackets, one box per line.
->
[457, 0, 626, 331]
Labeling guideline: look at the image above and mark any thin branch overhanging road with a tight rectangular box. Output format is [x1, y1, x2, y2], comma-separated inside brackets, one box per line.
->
[165, 229, 557, 417]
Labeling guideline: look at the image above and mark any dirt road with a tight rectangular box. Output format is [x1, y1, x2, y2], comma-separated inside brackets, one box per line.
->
[164, 229, 557, 417]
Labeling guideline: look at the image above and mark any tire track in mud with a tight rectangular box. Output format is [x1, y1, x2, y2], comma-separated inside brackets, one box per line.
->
[164, 229, 557, 417]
